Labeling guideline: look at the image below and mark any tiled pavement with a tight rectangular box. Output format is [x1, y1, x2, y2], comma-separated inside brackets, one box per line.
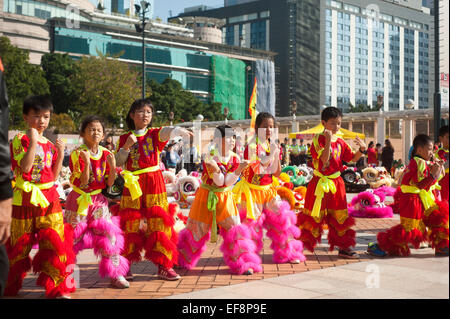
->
[5, 216, 401, 299]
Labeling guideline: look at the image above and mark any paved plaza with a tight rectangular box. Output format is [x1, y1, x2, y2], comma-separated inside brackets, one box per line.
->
[4, 210, 448, 299]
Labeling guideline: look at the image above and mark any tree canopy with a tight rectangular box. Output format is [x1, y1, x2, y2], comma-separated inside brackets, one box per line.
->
[0, 36, 49, 129]
[72, 54, 141, 129]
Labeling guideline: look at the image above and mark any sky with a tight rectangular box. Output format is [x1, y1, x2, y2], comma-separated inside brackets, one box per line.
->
[89, 1, 224, 22]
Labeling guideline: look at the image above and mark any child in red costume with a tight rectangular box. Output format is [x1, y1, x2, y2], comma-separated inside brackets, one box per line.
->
[298, 107, 366, 258]
[115, 98, 192, 281]
[64, 116, 129, 289]
[435, 125, 449, 201]
[5, 96, 75, 298]
[368, 134, 448, 257]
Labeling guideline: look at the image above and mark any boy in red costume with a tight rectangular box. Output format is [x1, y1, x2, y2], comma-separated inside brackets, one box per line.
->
[298, 107, 366, 258]
[436, 125, 449, 201]
[368, 134, 448, 257]
[5, 96, 75, 298]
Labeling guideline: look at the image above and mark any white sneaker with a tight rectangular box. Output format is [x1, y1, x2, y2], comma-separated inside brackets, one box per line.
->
[111, 276, 130, 289]
[243, 268, 254, 275]
[289, 259, 301, 264]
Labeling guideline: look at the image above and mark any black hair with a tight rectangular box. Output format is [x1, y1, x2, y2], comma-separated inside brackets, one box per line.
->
[125, 98, 154, 130]
[368, 141, 374, 148]
[255, 112, 275, 130]
[80, 115, 105, 135]
[23, 95, 53, 115]
[439, 125, 449, 137]
[384, 139, 394, 151]
[376, 143, 382, 147]
[411, 134, 433, 158]
[321, 107, 342, 122]
[214, 124, 233, 140]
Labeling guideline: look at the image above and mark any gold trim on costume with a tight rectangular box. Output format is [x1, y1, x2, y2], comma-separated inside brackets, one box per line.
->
[35, 213, 65, 240]
[10, 218, 34, 247]
[400, 217, 427, 233]
[145, 193, 168, 210]
[146, 218, 171, 236]
[121, 195, 141, 210]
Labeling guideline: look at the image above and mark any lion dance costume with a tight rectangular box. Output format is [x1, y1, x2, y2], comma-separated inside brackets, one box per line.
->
[298, 133, 357, 252]
[117, 128, 177, 271]
[5, 133, 75, 298]
[177, 150, 262, 274]
[233, 138, 305, 265]
[64, 145, 129, 280]
[375, 156, 448, 256]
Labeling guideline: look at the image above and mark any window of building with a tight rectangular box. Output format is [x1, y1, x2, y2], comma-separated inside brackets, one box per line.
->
[260, 10, 270, 18]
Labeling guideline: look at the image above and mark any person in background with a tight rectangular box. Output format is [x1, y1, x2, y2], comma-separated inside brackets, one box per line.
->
[298, 139, 308, 165]
[376, 143, 382, 166]
[101, 133, 115, 152]
[381, 139, 395, 174]
[0, 58, 13, 298]
[367, 141, 378, 166]
[289, 138, 300, 166]
[165, 142, 180, 173]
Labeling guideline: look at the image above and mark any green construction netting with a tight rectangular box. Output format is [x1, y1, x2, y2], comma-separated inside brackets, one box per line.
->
[212, 56, 246, 120]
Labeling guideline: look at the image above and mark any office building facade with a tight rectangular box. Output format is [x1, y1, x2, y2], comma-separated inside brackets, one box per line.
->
[175, 0, 434, 115]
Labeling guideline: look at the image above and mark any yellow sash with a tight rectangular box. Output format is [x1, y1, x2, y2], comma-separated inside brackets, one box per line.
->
[201, 184, 232, 243]
[121, 165, 160, 200]
[72, 186, 103, 216]
[311, 170, 341, 218]
[13, 177, 54, 208]
[401, 185, 438, 212]
[232, 179, 272, 220]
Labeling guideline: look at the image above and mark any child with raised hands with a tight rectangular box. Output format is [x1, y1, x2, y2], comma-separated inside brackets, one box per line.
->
[115, 98, 192, 281]
[177, 125, 261, 275]
[5, 96, 75, 298]
[368, 134, 448, 257]
[233, 112, 306, 267]
[298, 107, 366, 258]
[64, 115, 130, 289]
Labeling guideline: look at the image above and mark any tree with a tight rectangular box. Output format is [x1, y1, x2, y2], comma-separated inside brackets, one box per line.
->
[147, 78, 223, 125]
[0, 36, 49, 129]
[49, 113, 76, 134]
[41, 53, 82, 115]
[348, 102, 372, 113]
[72, 54, 141, 129]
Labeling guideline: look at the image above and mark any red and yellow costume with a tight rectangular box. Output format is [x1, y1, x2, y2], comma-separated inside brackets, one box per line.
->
[178, 151, 262, 274]
[436, 147, 449, 201]
[298, 133, 356, 252]
[5, 133, 75, 298]
[233, 138, 305, 264]
[377, 156, 449, 256]
[117, 128, 177, 269]
[64, 145, 129, 280]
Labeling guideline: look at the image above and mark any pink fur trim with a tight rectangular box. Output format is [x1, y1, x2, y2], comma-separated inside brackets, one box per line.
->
[349, 206, 393, 218]
[98, 255, 130, 279]
[92, 232, 125, 257]
[263, 202, 298, 233]
[220, 224, 262, 275]
[272, 240, 306, 264]
[89, 217, 123, 237]
[177, 228, 210, 269]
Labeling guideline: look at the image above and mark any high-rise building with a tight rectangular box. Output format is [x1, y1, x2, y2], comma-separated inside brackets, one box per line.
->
[174, 0, 435, 115]
[421, 0, 449, 107]
[111, 0, 125, 14]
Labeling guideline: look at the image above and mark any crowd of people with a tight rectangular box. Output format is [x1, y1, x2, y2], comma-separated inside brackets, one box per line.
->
[0, 77, 448, 299]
